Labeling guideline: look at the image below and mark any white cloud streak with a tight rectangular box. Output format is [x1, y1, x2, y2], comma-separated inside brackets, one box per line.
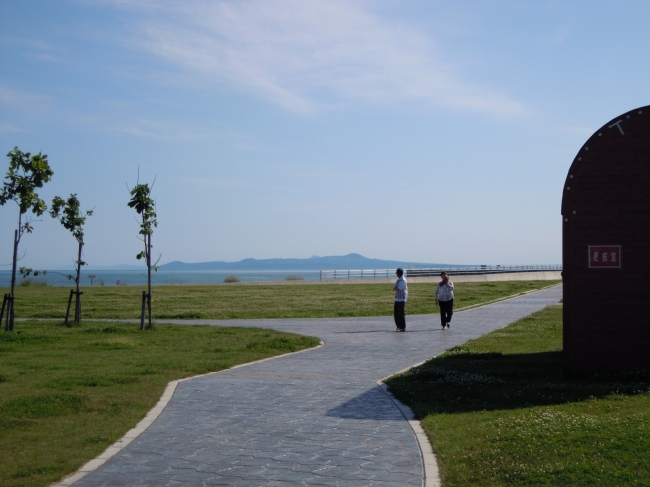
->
[109, 116, 257, 147]
[0, 86, 53, 119]
[112, 0, 526, 116]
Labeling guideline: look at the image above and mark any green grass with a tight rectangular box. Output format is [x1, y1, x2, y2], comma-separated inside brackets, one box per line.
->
[2, 280, 558, 321]
[0, 321, 320, 487]
[386, 306, 650, 486]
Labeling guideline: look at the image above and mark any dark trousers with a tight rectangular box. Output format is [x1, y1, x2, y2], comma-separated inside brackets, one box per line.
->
[394, 301, 406, 330]
[439, 299, 453, 326]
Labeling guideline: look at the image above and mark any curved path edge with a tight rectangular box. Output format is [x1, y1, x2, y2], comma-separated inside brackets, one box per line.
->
[51, 341, 325, 487]
[376, 360, 440, 487]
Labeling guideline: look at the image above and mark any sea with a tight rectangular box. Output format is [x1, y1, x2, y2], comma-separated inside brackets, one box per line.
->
[0, 269, 325, 287]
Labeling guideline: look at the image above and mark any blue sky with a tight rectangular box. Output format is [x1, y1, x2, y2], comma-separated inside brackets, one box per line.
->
[1, 0, 648, 268]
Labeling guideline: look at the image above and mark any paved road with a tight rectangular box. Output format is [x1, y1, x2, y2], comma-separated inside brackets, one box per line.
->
[73, 286, 562, 487]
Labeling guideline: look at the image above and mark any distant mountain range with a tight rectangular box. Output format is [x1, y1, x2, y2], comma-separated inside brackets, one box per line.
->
[158, 253, 450, 271]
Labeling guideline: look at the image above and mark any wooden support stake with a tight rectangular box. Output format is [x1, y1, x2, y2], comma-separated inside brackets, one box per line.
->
[0, 294, 8, 331]
[8, 295, 14, 332]
[7, 295, 14, 332]
[140, 291, 147, 331]
[64, 289, 74, 325]
[74, 291, 84, 324]
[147, 292, 152, 329]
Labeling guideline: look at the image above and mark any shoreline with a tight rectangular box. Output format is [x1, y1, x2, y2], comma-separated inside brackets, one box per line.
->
[1, 271, 562, 289]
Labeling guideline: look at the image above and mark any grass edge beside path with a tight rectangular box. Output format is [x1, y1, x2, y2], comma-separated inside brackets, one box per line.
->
[386, 305, 650, 487]
[0, 321, 321, 487]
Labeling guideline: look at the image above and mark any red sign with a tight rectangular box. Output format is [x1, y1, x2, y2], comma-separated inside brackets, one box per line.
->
[589, 246, 621, 268]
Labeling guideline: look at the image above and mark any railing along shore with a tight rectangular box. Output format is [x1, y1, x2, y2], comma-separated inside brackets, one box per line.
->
[319, 265, 562, 280]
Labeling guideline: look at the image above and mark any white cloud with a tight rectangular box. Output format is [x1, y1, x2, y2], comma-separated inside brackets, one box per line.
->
[110, 116, 256, 146]
[111, 0, 526, 116]
[0, 123, 26, 134]
[0, 37, 60, 62]
[0, 86, 52, 113]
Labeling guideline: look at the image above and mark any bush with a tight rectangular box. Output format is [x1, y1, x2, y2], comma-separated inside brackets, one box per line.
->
[285, 275, 304, 281]
[223, 275, 240, 283]
[163, 279, 185, 284]
[19, 279, 50, 287]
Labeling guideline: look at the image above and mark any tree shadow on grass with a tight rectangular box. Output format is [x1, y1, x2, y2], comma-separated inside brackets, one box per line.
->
[385, 348, 650, 416]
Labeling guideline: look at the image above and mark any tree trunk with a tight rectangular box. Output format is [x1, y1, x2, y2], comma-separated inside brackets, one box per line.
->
[75, 240, 83, 323]
[8, 213, 21, 332]
[147, 233, 152, 329]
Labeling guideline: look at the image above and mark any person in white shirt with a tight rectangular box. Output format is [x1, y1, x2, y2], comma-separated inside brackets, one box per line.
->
[393, 268, 408, 332]
[435, 272, 454, 329]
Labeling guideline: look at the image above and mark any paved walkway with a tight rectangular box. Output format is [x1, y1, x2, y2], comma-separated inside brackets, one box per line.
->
[71, 286, 562, 487]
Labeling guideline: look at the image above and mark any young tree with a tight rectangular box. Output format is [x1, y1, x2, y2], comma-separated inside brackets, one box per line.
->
[127, 178, 159, 330]
[50, 194, 93, 324]
[0, 147, 53, 331]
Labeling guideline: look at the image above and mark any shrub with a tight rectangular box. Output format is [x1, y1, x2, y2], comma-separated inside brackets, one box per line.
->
[164, 279, 185, 284]
[19, 279, 49, 287]
[223, 275, 240, 283]
[285, 275, 304, 281]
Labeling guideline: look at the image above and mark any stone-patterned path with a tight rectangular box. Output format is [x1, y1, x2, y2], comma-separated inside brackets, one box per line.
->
[73, 286, 562, 486]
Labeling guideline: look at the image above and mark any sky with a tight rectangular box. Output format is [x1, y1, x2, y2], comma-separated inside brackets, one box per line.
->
[1, 0, 649, 269]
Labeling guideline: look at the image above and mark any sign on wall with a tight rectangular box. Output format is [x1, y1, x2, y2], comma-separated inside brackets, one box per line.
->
[588, 245, 621, 268]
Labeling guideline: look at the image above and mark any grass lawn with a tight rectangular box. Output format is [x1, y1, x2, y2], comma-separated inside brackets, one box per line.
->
[2, 280, 559, 321]
[386, 305, 650, 486]
[0, 320, 320, 487]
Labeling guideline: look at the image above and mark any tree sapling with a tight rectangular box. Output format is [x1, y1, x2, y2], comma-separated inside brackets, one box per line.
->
[49, 194, 93, 324]
[0, 147, 53, 331]
[127, 177, 160, 330]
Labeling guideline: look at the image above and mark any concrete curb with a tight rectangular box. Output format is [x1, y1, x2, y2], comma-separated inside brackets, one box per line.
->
[377, 358, 441, 487]
[51, 340, 325, 487]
